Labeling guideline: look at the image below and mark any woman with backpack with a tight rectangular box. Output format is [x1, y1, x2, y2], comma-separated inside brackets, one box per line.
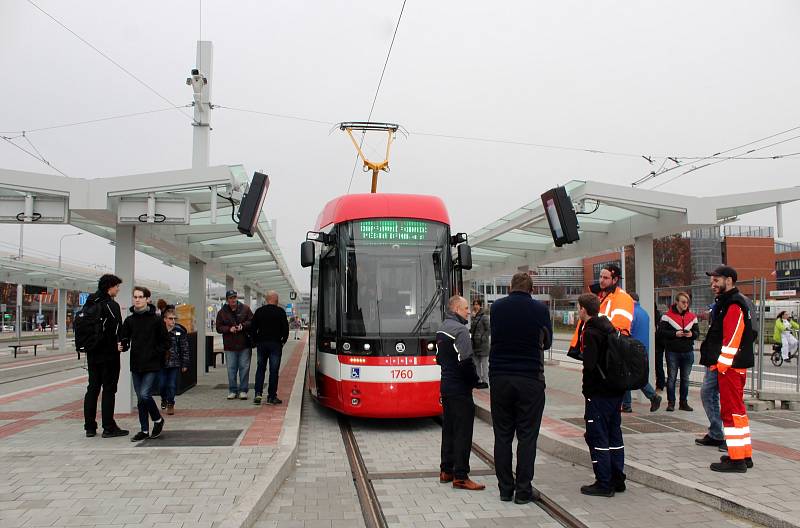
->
[159, 303, 191, 415]
[657, 292, 700, 412]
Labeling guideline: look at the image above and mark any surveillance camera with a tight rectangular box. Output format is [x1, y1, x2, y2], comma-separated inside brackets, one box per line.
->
[191, 68, 199, 76]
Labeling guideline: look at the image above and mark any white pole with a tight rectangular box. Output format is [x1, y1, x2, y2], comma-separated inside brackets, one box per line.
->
[191, 41, 213, 169]
[57, 288, 67, 352]
[115, 225, 136, 414]
[635, 235, 655, 403]
[777, 203, 784, 239]
[190, 257, 207, 379]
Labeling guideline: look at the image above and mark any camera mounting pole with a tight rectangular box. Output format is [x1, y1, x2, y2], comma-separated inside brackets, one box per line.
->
[338, 122, 401, 193]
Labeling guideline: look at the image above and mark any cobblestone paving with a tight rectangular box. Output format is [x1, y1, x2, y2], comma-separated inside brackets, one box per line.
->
[0, 338, 305, 528]
[254, 394, 365, 528]
[540, 363, 800, 521]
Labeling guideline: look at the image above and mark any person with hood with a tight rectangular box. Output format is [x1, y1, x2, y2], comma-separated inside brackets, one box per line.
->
[773, 310, 799, 363]
[120, 286, 170, 442]
[621, 292, 662, 413]
[657, 292, 700, 412]
[159, 304, 190, 415]
[470, 298, 490, 389]
[576, 293, 626, 497]
[82, 273, 128, 438]
[436, 295, 484, 491]
[216, 290, 254, 400]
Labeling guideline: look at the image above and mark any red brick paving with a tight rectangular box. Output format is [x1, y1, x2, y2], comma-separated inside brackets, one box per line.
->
[752, 439, 800, 461]
[0, 376, 86, 405]
[0, 418, 47, 439]
[240, 338, 306, 447]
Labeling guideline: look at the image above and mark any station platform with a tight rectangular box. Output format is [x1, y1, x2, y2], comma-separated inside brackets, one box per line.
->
[473, 359, 800, 528]
[0, 336, 308, 528]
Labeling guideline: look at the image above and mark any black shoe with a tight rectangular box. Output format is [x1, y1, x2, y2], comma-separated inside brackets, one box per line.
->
[650, 395, 662, 412]
[160, 400, 167, 410]
[476, 382, 489, 389]
[621, 407, 633, 413]
[151, 419, 164, 439]
[666, 402, 675, 412]
[267, 397, 283, 405]
[253, 394, 262, 405]
[695, 434, 725, 447]
[131, 431, 149, 442]
[710, 458, 747, 473]
[718, 443, 729, 452]
[580, 482, 615, 497]
[500, 494, 513, 502]
[101, 428, 129, 438]
[85, 430, 96, 438]
[720, 455, 753, 469]
[679, 401, 693, 412]
[612, 474, 626, 492]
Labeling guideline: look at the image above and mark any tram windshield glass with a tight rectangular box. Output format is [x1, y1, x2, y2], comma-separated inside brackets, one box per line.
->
[341, 219, 449, 336]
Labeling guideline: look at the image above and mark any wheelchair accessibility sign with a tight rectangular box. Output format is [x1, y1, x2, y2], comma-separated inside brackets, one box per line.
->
[350, 367, 361, 379]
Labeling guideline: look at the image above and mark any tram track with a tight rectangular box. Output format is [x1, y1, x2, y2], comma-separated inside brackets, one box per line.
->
[340, 411, 589, 528]
[0, 364, 85, 386]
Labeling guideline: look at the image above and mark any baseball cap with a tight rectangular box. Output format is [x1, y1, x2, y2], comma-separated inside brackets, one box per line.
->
[225, 290, 238, 298]
[705, 265, 737, 283]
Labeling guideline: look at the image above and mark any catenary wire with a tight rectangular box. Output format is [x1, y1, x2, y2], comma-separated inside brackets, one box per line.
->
[649, 132, 800, 190]
[346, 0, 408, 194]
[0, 135, 69, 177]
[0, 105, 193, 135]
[24, 0, 195, 123]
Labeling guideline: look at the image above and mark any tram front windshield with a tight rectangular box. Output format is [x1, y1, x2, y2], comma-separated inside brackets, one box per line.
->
[342, 219, 449, 336]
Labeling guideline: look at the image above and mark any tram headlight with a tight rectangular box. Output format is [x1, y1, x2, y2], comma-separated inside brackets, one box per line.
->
[427, 343, 435, 351]
[342, 342, 351, 351]
[363, 343, 371, 352]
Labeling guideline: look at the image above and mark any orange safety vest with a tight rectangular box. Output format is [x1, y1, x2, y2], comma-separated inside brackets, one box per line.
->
[569, 287, 635, 351]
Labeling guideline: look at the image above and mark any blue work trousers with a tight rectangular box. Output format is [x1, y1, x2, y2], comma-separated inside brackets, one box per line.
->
[584, 396, 625, 488]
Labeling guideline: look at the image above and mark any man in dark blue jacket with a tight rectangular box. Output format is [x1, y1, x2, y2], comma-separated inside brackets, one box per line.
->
[489, 272, 551, 504]
[436, 295, 484, 491]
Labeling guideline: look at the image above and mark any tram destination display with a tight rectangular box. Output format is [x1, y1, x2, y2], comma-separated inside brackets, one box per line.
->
[355, 219, 434, 243]
[541, 186, 580, 247]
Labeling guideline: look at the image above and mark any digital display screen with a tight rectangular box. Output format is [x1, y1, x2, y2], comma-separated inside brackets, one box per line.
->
[355, 220, 430, 242]
[545, 198, 564, 239]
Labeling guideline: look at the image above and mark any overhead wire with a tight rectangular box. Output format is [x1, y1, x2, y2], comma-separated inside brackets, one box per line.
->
[0, 135, 69, 177]
[346, 0, 408, 194]
[0, 106, 191, 135]
[24, 0, 195, 123]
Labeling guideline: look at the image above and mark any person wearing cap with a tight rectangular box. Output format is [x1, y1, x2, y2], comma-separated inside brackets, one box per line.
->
[215, 290, 254, 400]
[699, 266, 755, 472]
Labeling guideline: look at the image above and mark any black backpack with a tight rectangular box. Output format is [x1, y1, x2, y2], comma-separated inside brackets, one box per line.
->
[600, 331, 649, 391]
[74, 298, 104, 354]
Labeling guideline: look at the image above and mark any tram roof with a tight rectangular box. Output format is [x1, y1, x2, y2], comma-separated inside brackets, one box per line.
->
[316, 193, 450, 230]
[465, 179, 800, 280]
[0, 165, 298, 299]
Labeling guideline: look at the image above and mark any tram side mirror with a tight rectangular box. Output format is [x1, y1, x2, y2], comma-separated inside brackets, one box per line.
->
[301, 241, 315, 268]
[458, 244, 473, 270]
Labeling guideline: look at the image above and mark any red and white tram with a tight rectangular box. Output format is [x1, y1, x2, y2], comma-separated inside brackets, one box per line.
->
[300, 193, 472, 418]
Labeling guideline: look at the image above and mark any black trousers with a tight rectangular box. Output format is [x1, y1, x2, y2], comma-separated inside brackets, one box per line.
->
[584, 396, 625, 488]
[84, 358, 120, 432]
[489, 375, 546, 501]
[440, 392, 475, 480]
[654, 342, 666, 390]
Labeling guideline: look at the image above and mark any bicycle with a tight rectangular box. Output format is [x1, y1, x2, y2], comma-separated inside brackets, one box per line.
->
[771, 342, 799, 367]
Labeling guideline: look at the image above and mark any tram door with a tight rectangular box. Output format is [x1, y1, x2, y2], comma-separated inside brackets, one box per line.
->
[316, 247, 339, 404]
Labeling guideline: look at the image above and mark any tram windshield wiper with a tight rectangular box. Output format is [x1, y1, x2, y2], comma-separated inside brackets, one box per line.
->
[412, 288, 443, 335]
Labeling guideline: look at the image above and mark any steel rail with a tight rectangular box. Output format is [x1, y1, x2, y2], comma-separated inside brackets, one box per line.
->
[0, 365, 84, 385]
[338, 415, 388, 528]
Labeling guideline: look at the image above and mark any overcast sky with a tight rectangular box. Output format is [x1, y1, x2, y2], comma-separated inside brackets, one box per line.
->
[2, 0, 800, 293]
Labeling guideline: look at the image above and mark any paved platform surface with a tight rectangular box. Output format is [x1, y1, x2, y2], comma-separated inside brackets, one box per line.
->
[0, 335, 307, 528]
[473, 360, 800, 528]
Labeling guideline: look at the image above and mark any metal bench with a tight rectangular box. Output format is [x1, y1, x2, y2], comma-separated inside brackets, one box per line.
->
[10, 342, 40, 358]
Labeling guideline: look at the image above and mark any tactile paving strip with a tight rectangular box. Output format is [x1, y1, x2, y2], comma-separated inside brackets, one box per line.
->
[134, 428, 243, 446]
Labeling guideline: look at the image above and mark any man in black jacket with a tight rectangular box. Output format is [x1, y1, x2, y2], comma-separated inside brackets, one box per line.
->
[251, 291, 290, 405]
[82, 274, 128, 438]
[489, 272, 551, 504]
[577, 293, 625, 497]
[436, 295, 484, 491]
[120, 286, 170, 442]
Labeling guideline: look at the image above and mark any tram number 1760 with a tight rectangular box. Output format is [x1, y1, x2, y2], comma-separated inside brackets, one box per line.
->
[391, 369, 414, 380]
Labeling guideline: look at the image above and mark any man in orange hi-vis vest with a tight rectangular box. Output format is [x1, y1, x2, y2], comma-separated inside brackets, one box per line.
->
[699, 266, 755, 472]
[568, 264, 634, 358]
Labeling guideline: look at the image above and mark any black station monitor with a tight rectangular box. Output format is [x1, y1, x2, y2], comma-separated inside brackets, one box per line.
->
[237, 172, 270, 237]
[541, 186, 580, 247]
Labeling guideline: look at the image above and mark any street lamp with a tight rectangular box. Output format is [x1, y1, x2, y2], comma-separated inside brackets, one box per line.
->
[58, 232, 83, 269]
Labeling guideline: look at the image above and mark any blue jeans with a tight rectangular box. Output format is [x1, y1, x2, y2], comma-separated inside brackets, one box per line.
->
[254, 342, 282, 398]
[700, 367, 723, 440]
[584, 396, 625, 489]
[132, 371, 162, 433]
[225, 349, 251, 393]
[666, 351, 694, 403]
[159, 367, 180, 405]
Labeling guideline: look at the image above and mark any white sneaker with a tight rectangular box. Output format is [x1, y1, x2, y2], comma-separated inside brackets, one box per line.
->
[227, 392, 237, 400]
[239, 392, 248, 400]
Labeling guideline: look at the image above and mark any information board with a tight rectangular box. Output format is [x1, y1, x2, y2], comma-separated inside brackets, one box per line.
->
[355, 219, 431, 242]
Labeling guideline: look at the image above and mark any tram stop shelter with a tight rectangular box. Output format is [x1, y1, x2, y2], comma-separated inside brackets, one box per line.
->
[464, 179, 800, 368]
[0, 164, 298, 411]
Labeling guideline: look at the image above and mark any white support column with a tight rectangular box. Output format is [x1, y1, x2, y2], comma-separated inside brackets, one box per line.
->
[255, 292, 263, 307]
[226, 275, 234, 292]
[776, 202, 784, 238]
[634, 234, 655, 402]
[57, 288, 67, 353]
[190, 257, 207, 379]
[192, 41, 213, 169]
[15, 282, 23, 341]
[244, 285, 252, 310]
[115, 225, 136, 414]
